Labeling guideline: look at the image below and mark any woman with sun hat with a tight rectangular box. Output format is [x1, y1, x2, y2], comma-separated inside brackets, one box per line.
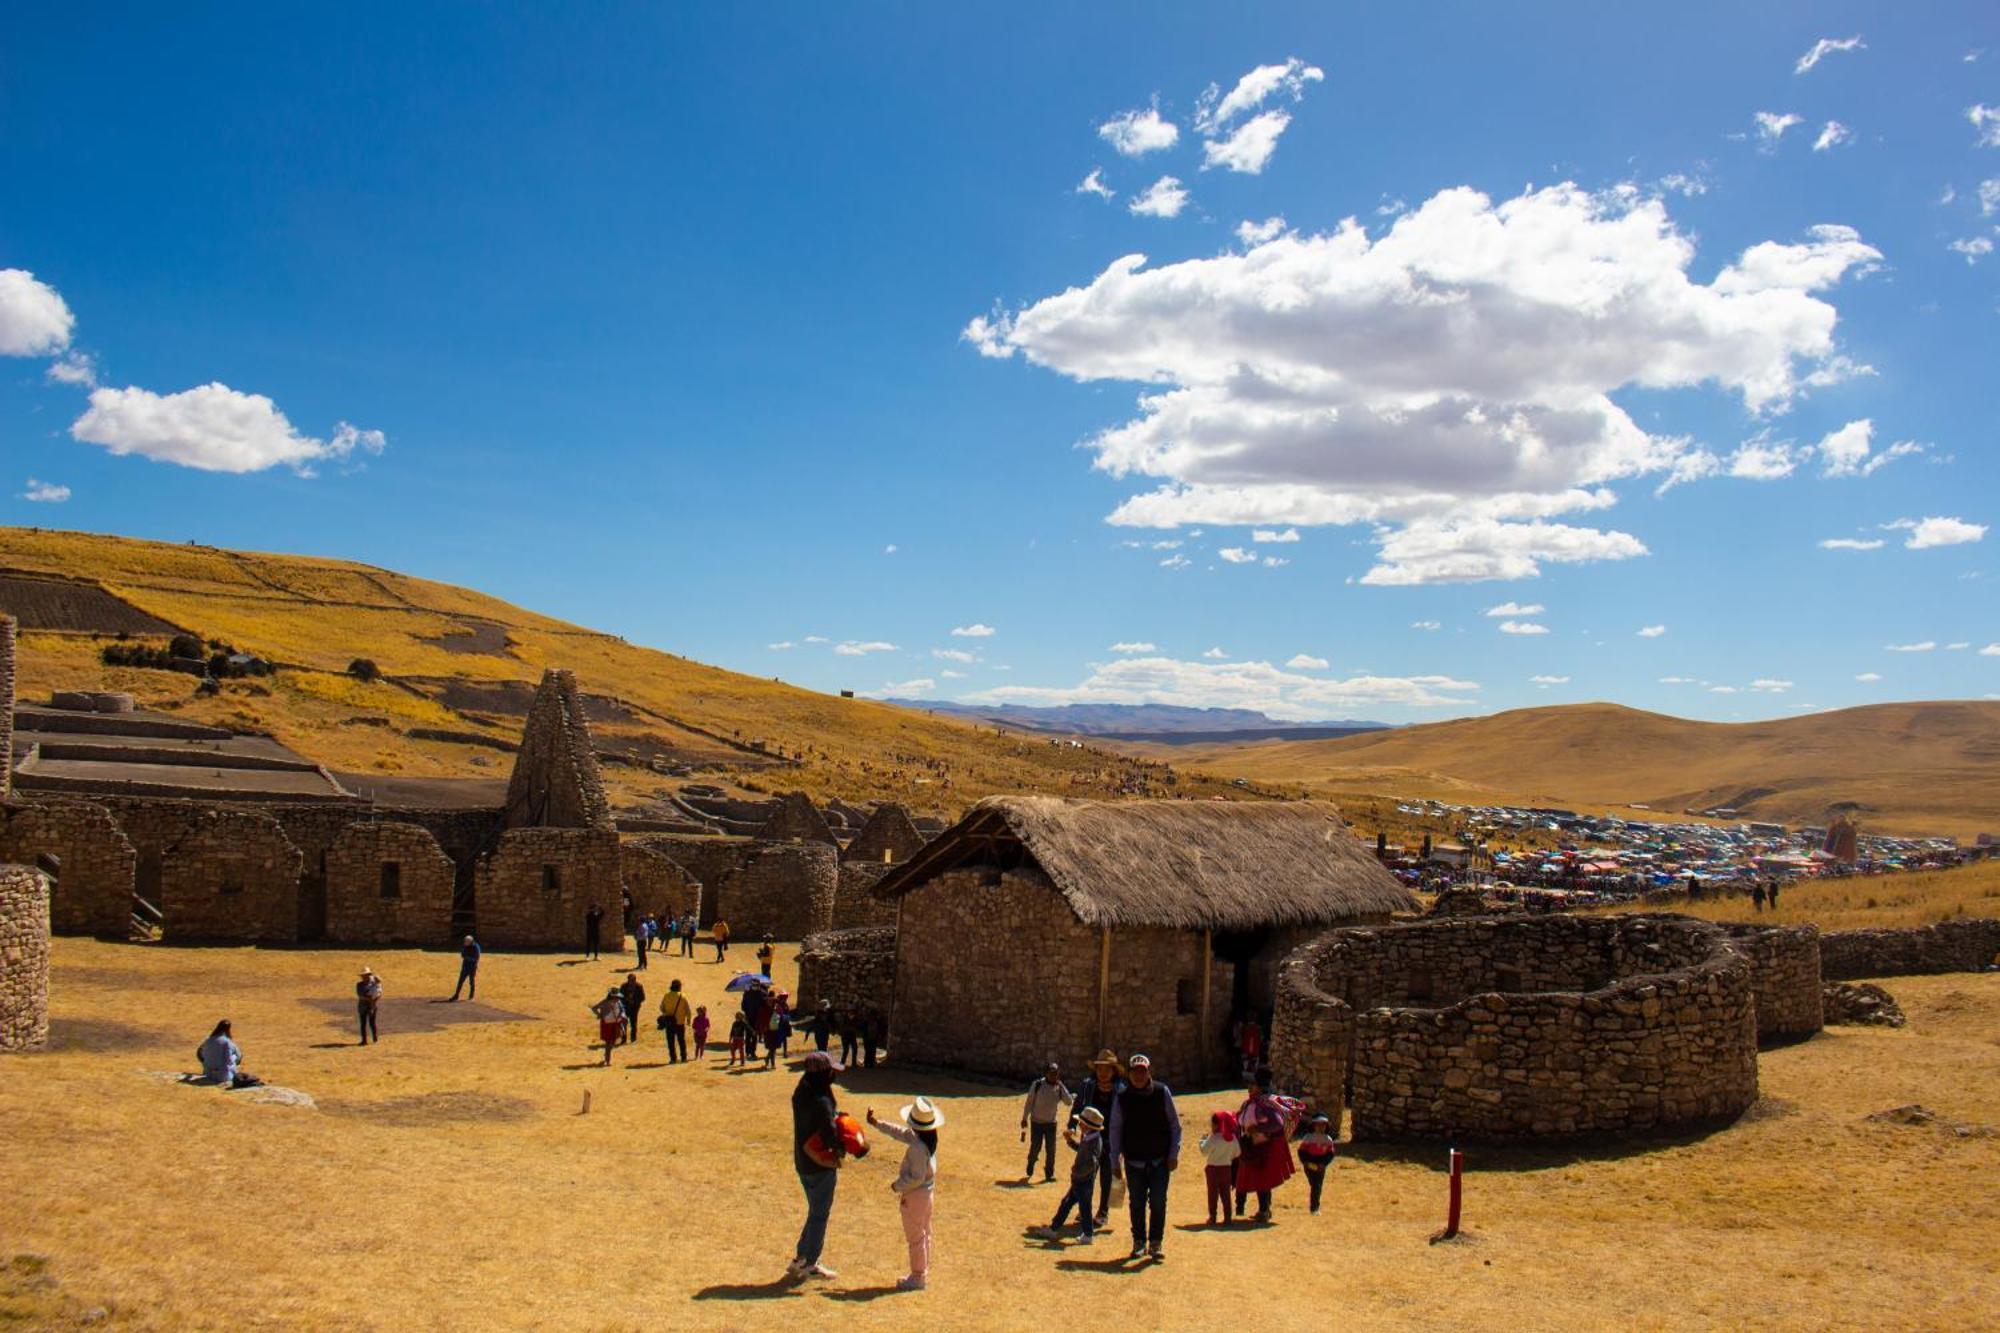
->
[868, 1095, 943, 1291]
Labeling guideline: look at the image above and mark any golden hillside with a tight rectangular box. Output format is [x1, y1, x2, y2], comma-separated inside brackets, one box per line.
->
[1126, 700, 2000, 838]
[0, 527, 1221, 813]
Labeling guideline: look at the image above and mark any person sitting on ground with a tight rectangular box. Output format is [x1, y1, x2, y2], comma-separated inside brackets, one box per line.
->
[1293, 1113, 1337, 1214]
[1199, 1109, 1241, 1225]
[450, 934, 481, 1002]
[355, 966, 382, 1046]
[197, 1019, 263, 1088]
[868, 1095, 942, 1291]
[592, 989, 626, 1066]
[1031, 1104, 1105, 1246]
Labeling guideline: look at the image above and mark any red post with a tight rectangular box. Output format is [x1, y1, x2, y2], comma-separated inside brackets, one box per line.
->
[1430, 1147, 1463, 1243]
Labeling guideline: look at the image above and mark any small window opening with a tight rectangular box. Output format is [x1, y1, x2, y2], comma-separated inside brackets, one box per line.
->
[542, 864, 561, 892]
[379, 862, 403, 900]
[1175, 978, 1200, 1017]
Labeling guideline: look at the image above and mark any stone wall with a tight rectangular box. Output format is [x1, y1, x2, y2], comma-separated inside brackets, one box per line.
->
[618, 841, 701, 921]
[1270, 914, 1760, 1141]
[325, 821, 456, 945]
[890, 864, 1236, 1084]
[657, 836, 837, 940]
[1819, 919, 2000, 979]
[796, 926, 897, 1019]
[646, 836, 755, 928]
[1720, 922, 1824, 1042]
[831, 861, 899, 929]
[159, 809, 304, 943]
[0, 801, 137, 937]
[475, 827, 623, 950]
[0, 864, 49, 1051]
[501, 669, 612, 831]
[0, 614, 13, 796]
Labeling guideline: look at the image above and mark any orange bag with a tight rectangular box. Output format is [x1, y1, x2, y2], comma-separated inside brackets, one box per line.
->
[803, 1112, 870, 1168]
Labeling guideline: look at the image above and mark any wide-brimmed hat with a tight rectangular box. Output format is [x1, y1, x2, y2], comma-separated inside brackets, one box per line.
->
[359, 967, 375, 977]
[1078, 1105, 1106, 1129]
[1088, 1048, 1123, 1073]
[902, 1096, 944, 1130]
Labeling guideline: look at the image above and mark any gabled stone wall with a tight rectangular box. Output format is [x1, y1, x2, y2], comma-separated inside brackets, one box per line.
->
[501, 669, 612, 831]
[0, 801, 136, 937]
[475, 827, 622, 950]
[716, 842, 836, 941]
[0, 864, 49, 1051]
[796, 926, 897, 1019]
[619, 841, 700, 921]
[160, 809, 304, 943]
[326, 821, 455, 945]
[831, 861, 899, 929]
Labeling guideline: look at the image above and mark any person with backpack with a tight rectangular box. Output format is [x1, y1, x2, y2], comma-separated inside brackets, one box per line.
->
[1108, 1053, 1180, 1261]
[1020, 1063, 1074, 1183]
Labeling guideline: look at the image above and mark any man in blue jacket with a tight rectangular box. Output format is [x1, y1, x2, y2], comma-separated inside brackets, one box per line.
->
[449, 935, 481, 1001]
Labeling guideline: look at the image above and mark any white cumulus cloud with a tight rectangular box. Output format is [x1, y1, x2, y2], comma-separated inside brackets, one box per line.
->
[1194, 58, 1324, 133]
[1755, 111, 1804, 147]
[1530, 674, 1570, 685]
[1202, 110, 1294, 175]
[966, 183, 1877, 584]
[70, 383, 385, 475]
[1819, 537, 1884, 551]
[1484, 601, 1545, 617]
[1109, 641, 1157, 653]
[1813, 121, 1853, 152]
[1128, 176, 1189, 219]
[1410, 620, 1442, 631]
[1236, 217, 1287, 246]
[1201, 646, 1229, 659]
[1969, 104, 2000, 148]
[0, 269, 76, 357]
[46, 351, 97, 387]
[1885, 641, 1935, 652]
[1887, 516, 1986, 549]
[20, 478, 69, 503]
[932, 648, 977, 663]
[1287, 653, 1329, 669]
[1076, 168, 1116, 201]
[1855, 671, 1882, 681]
[768, 641, 796, 651]
[874, 678, 935, 695]
[1498, 620, 1549, 635]
[1749, 678, 1794, 692]
[1980, 179, 2000, 216]
[1637, 624, 1667, 637]
[833, 640, 898, 656]
[1949, 236, 1993, 263]
[1099, 104, 1180, 157]
[1219, 547, 1257, 563]
[1252, 528, 1299, 543]
[1796, 36, 1865, 74]
[951, 623, 996, 637]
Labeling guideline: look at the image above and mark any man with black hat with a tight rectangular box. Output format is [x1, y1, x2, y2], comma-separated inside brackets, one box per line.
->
[1108, 1052, 1181, 1262]
[1070, 1049, 1127, 1226]
[788, 1050, 845, 1282]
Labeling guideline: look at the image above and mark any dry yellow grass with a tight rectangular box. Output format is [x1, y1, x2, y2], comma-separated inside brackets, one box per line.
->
[0, 528, 1230, 812]
[1609, 858, 2000, 931]
[3, 935, 1996, 1330]
[1136, 701, 2000, 839]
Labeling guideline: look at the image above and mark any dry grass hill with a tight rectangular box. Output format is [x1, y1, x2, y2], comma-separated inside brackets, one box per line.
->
[0, 527, 1228, 815]
[1125, 700, 2000, 839]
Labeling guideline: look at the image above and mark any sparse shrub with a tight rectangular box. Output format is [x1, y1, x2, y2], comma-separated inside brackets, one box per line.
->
[168, 633, 204, 660]
[348, 658, 381, 683]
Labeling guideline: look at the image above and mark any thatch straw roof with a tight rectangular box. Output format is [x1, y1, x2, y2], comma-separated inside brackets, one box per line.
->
[873, 796, 1416, 931]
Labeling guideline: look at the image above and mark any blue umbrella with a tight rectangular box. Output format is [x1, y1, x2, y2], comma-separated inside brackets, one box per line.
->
[725, 972, 772, 992]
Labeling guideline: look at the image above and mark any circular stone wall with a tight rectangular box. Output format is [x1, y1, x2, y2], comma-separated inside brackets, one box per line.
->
[1269, 914, 1758, 1141]
[0, 865, 52, 1052]
[1719, 922, 1823, 1044]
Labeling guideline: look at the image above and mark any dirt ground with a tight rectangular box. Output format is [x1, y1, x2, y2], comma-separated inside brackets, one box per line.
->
[3, 938, 1996, 1331]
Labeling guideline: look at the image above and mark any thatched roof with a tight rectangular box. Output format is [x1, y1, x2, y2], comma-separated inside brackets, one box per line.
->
[843, 802, 926, 865]
[873, 796, 1416, 931]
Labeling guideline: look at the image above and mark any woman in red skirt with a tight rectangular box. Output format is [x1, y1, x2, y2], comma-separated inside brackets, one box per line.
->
[1232, 1066, 1296, 1222]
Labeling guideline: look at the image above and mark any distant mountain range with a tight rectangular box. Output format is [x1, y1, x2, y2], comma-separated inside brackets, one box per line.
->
[884, 699, 1392, 744]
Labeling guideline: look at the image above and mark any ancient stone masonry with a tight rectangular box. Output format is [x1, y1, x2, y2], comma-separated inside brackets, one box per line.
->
[501, 669, 612, 832]
[0, 614, 13, 796]
[795, 927, 897, 1021]
[159, 809, 305, 943]
[1822, 981, 1906, 1027]
[1719, 923, 1823, 1043]
[724, 842, 836, 941]
[1269, 914, 1760, 1141]
[756, 791, 838, 845]
[0, 801, 137, 937]
[833, 803, 925, 929]
[648, 837, 755, 928]
[889, 865, 1234, 1083]
[325, 822, 455, 945]
[618, 841, 700, 922]
[1818, 919, 2000, 980]
[0, 864, 50, 1051]
[475, 827, 622, 951]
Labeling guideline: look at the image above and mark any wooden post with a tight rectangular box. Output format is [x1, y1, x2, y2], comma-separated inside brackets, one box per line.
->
[1096, 926, 1111, 1049]
[1199, 929, 1214, 1084]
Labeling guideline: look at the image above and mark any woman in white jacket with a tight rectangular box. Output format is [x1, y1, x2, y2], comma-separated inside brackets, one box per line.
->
[867, 1097, 942, 1291]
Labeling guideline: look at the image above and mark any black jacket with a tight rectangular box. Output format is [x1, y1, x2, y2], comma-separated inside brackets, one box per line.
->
[792, 1075, 841, 1175]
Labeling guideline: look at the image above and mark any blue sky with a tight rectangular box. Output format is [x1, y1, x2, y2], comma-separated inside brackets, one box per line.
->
[2, 3, 1996, 723]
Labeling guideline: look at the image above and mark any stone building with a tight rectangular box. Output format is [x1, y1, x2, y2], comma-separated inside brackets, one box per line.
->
[500, 668, 612, 832]
[325, 821, 456, 945]
[875, 797, 1416, 1084]
[832, 802, 924, 929]
[757, 790, 838, 845]
[796, 926, 896, 1018]
[618, 840, 700, 922]
[650, 834, 835, 939]
[0, 799, 137, 937]
[0, 863, 49, 1052]
[159, 809, 306, 943]
[475, 827, 621, 951]
[1720, 922, 1824, 1043]
[1269, 914, 1760, 1140]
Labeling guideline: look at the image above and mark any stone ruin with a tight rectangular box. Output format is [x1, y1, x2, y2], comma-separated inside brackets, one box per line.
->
[1819, 919, 2000, 979]
[1823, 981, 1906, 1028]
[325, 821, 457, 945]
[500, 668, 612, 832]
[1720, 921, 1825, 1044]
[795, 926, 897, 1021]
[1269, 914, 1760, 1141]
[0, 613, 53, 1052]
[831, 802, 923, 929]
[650, 835, 835, 940]
[756, 790, 838, 845]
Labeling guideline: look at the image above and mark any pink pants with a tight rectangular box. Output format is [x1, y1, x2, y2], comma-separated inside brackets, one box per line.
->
[900, 1188, 933, 1278]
